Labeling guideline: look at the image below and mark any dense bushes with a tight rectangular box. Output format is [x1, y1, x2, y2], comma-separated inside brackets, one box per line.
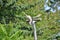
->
[0, 0, 60, 40]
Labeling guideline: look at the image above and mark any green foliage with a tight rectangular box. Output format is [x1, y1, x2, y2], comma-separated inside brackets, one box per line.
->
[0, 0, 60, 40]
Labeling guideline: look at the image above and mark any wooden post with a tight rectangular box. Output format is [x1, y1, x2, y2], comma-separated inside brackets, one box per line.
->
[31, 21, 37, 40]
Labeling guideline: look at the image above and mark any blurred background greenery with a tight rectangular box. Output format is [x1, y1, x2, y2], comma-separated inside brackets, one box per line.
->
[0, 0, 60, 40]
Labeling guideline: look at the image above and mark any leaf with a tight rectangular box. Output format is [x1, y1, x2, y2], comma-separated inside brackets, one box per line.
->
[0, 24, 7, 35]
